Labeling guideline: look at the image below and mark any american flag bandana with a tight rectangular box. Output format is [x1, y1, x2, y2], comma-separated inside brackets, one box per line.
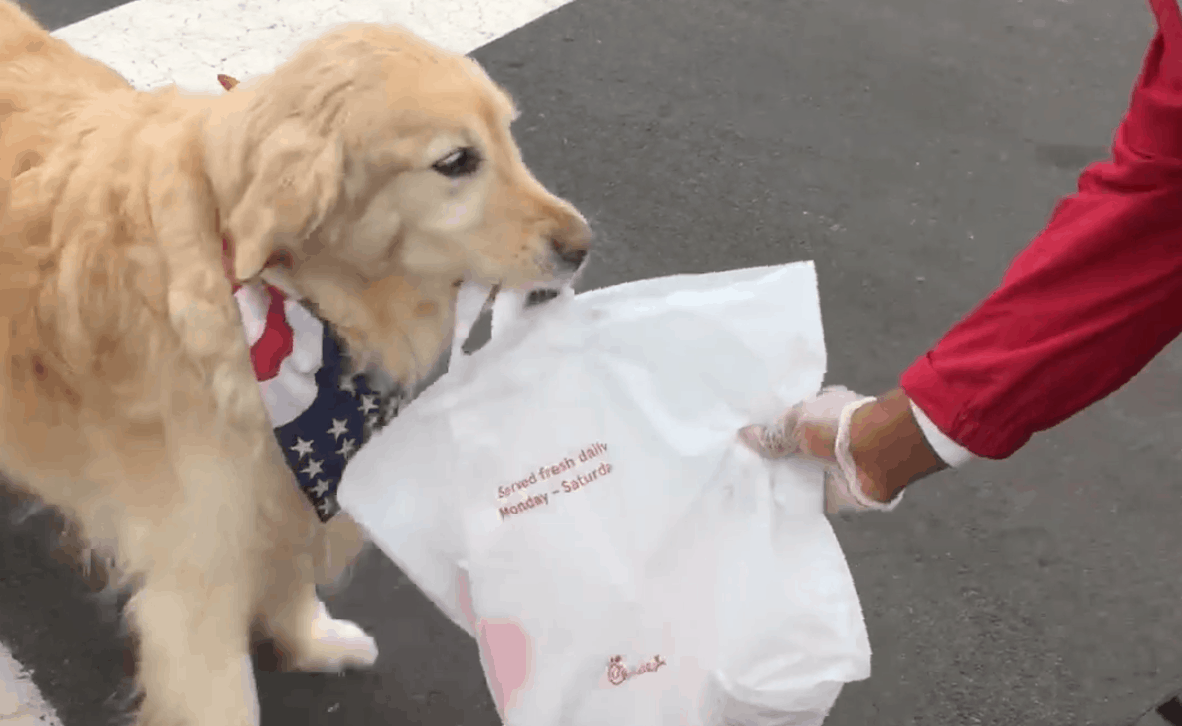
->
[232, 280, 408, 522]
[214, 76, 409, 522]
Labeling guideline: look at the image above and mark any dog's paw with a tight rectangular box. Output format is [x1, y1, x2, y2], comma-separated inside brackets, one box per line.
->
[290, 606, 379, 673]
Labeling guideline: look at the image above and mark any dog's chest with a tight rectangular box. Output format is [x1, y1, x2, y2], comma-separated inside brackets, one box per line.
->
[233, 282, 407, 522]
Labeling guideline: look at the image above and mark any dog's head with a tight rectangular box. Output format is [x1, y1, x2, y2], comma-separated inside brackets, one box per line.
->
[207, 25, 590, 382]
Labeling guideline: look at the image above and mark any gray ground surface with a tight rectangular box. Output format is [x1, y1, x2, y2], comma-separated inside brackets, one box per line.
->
[4, 0, 1181, 724]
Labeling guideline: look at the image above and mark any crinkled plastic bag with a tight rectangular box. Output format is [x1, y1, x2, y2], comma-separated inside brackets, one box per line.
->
[339, 262, 871, 725]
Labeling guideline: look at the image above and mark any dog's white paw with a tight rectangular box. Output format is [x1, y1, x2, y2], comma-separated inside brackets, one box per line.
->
[291, 604, 379, 673]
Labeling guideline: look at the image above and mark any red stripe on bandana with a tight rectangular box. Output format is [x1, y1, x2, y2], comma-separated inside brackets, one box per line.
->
[223, 234, 295, 382]
[252, 286, 294, 382]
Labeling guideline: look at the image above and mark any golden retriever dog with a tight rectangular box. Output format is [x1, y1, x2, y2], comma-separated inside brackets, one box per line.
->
[0, 2, 592, 725]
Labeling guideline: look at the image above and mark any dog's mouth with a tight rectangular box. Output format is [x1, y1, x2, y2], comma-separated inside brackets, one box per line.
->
[525, 288, 560, 307]
[507, 251, 589, 309]
[480, 283, 563, 311]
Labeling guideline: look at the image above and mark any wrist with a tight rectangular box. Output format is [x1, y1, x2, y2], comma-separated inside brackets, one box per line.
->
[848, 388, 947, 502]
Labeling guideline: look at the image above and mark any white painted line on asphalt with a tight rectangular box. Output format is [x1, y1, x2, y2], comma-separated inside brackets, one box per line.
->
[51, 0, 579, 94]
[1, 641, 63, 726]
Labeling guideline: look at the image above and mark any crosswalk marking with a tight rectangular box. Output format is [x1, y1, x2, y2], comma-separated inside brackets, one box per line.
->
[52, 0, 578, 93]
[1, 641, 62, 726]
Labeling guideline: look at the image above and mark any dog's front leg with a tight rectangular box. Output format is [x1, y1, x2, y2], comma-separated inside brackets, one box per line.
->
[130, 579, 260, 726]
[254, 509, 379, 673]
[122, 408, 281, 726]
[126, 480, 262, 726]
[260, 583, 379, 672]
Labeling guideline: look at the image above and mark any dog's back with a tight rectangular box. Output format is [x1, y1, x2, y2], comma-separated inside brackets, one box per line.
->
[0, 1, 130, 86]
[1, 1, 133, 183]
[0, 1, 56, 61]
[0, 0, 188, 521]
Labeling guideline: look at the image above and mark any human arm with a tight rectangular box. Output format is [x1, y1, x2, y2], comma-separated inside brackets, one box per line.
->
[740, 387, 948, 511]
[743, 0, 1182, 509]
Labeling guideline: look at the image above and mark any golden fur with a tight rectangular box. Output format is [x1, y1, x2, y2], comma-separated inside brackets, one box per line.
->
[0, 3, 591, 724]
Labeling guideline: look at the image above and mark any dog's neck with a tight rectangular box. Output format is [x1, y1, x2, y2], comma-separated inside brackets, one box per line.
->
[218, 220, 238, 288]
[215, 209, 253, 292]
[217, 212, 405, 402]
[201, 91, 261, 229]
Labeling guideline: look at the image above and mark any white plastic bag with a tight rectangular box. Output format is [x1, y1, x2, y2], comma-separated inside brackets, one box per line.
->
[339, 262, 871, 726]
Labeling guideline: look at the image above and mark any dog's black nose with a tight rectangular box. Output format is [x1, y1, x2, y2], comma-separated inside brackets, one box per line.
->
[549, 213, 592, 271]
[551, 237, 589, 269]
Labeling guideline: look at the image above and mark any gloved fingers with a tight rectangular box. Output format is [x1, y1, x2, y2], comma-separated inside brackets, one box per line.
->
[795, 416, 838, 461]
[740, 386, 906, 514]
[739, 385, 859, 460]
[738, 406, 804, 459]
[739, 414, 841, 462]
[801, 385, 861, 419]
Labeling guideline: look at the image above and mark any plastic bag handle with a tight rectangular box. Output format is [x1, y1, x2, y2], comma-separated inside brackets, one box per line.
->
[451, 282, 494, 364]
[448, 284, 555, 376]
[490, 287, 529, 338]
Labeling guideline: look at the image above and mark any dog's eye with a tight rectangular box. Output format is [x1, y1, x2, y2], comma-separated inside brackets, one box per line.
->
[432, 147, 481, 178]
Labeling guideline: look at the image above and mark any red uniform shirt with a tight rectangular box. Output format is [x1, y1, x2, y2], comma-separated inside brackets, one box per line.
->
[900, 0, 1182, 459]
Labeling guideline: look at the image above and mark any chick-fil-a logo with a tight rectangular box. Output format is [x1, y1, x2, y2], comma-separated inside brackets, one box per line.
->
[606, 654, 667, 685]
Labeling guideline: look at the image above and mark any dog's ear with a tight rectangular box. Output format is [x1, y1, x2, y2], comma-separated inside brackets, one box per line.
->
[227, 121, 344, 282]
[217, 74, 240, 91]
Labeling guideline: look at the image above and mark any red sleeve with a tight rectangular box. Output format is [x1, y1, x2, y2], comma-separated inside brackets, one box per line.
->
[899, 0, 1182, 460]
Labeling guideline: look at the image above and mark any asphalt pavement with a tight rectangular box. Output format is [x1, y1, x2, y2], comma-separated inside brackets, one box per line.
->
[3, 0, 1182, 725]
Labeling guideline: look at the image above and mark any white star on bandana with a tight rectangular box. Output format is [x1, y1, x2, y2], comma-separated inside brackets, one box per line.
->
[235, 281, 409, 523]
[328, 419, 349, 440]
[300, 459, 324, 478]
[291, 438, 315, 459]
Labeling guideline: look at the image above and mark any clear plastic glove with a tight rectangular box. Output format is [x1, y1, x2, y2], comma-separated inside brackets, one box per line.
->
[738, 386, 903, 514]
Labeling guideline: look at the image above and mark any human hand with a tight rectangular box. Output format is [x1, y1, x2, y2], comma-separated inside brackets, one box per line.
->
[738, 386, 903, 514]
